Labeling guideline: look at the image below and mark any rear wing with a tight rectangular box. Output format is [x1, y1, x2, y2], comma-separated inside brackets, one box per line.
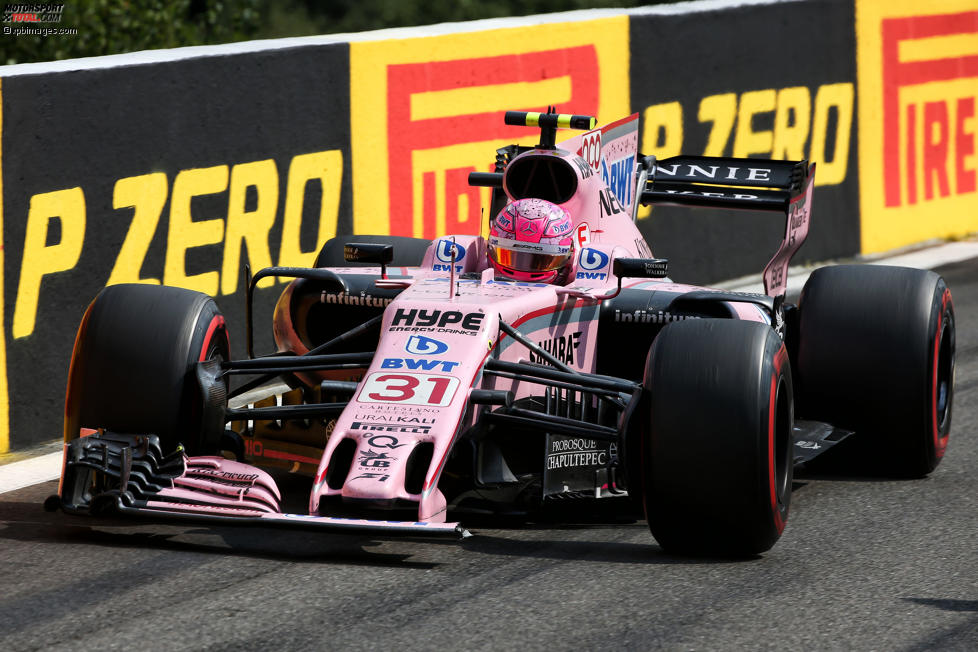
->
[640, 155, 816, 299]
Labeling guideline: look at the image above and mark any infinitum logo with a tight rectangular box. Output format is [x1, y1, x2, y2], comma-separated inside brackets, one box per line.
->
[2, 2, 63, 23]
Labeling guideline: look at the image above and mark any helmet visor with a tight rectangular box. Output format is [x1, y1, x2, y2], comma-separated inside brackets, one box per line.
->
[489, 237, 572, 273]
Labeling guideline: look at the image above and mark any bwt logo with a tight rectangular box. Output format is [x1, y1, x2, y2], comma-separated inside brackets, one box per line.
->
[405, 335, 449, 356]
[578, 248, 609, 271]
[576, 247, 609, 280]
[601, 156, 635, 208]
[881, 11, 978, 207]
[435, 239, 465, 263]
[381, 358, 460, 373]
[384, 47, 600, 239]
[433, 240, 466, 271]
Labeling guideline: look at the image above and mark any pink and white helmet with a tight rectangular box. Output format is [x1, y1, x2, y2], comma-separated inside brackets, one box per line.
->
[488, 198, 575, 283]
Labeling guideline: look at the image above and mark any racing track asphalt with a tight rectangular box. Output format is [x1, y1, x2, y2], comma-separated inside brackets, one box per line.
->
[0, 257, 976, 651]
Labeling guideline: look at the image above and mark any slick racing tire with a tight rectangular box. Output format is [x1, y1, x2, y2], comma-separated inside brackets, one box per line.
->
[65, 284, 230, 455]
[314, 235, 431, 268]
[795, 265, 954, 478]
[642, 319, 793, 557]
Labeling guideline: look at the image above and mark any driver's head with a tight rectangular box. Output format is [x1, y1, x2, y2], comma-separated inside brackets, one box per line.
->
[488, 198, 574, 284]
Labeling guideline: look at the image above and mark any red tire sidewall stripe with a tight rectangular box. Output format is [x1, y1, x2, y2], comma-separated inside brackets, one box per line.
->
[199, 314, 228, 362]
[769, 345, 787, 534]
[932, 288, 951, 458]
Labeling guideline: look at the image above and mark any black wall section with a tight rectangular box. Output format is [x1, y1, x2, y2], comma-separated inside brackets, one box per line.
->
[3, 44, 352, 449]
[0, 2, 863, 451]
[629, 0, 858, 284]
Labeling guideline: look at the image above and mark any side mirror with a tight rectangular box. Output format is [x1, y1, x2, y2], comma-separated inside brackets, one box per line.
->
[612, 257, 669, 279]
[344, 243, 394, 265]
[344, 242, 394, 279]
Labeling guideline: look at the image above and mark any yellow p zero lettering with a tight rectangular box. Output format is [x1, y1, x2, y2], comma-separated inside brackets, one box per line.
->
[221, 159, 279, 294]
[641, 101, 684, 159]
[732, 89, 777, 158]
[697, 93, 737, 156]
[279, 150, 343, 268]
[810, 82, 854, 186]
[106, 172, 167, 286]
[772, 86, 812, 161]
[637, 101, 684, 220]
[163, 165, 228, 295]
[13, 187, 86, 338]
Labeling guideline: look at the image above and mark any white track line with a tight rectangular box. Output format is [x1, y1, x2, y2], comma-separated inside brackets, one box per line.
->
[2, 240, 976, 495]
[0, 451, 62, 494]
[721, 241, 978, 295]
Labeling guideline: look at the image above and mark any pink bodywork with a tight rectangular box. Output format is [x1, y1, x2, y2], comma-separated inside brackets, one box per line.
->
[168, 114, 777, 528]
[288, 115, 767, 523]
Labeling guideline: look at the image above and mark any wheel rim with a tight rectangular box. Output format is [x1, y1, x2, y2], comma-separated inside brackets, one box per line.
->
[935, 319, 953, 433]
[774, 375, 792, 503]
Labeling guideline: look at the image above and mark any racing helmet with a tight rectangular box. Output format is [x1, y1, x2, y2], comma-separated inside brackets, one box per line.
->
[488, 198, 575, 284]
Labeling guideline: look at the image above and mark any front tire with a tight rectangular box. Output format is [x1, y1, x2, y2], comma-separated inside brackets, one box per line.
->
[64, 284, 230, 455]
[642, 319, 793, 556]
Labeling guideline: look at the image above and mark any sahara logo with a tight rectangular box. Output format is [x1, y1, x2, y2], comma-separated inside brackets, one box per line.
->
[529, 331, 582, 366]
[405, 335, 449, 356]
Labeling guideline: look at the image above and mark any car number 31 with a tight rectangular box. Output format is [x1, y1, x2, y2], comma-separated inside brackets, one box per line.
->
[358, 372, 460, 406]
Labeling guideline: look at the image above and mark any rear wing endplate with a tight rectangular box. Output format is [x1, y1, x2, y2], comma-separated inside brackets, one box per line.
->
[640, 155, 815, 299]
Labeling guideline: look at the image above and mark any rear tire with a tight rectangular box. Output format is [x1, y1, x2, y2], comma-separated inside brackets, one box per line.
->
[314, 235, 430, 268]
[65, 284, 230, 455]
[643, 319, 793, 556]
[796, 265, 954, 477]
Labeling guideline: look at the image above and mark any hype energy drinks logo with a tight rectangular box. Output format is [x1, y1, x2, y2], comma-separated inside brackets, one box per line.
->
[349, 17, 630, 240]
[857, 0, 978, 253]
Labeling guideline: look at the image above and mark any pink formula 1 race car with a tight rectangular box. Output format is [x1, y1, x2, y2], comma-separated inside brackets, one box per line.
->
[51, 110, 955, 556]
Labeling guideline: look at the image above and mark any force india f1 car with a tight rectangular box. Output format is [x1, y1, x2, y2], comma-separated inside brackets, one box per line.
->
[51, 110, 955, 556]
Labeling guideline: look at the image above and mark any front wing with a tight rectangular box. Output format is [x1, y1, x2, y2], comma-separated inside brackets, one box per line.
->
[51, 431, 468, 539]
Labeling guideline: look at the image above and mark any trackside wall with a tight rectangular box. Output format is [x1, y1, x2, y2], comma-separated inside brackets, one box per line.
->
[0, 45, 352, 451]
[630, 0, 860, 284]
[0, 0, 973, 451]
